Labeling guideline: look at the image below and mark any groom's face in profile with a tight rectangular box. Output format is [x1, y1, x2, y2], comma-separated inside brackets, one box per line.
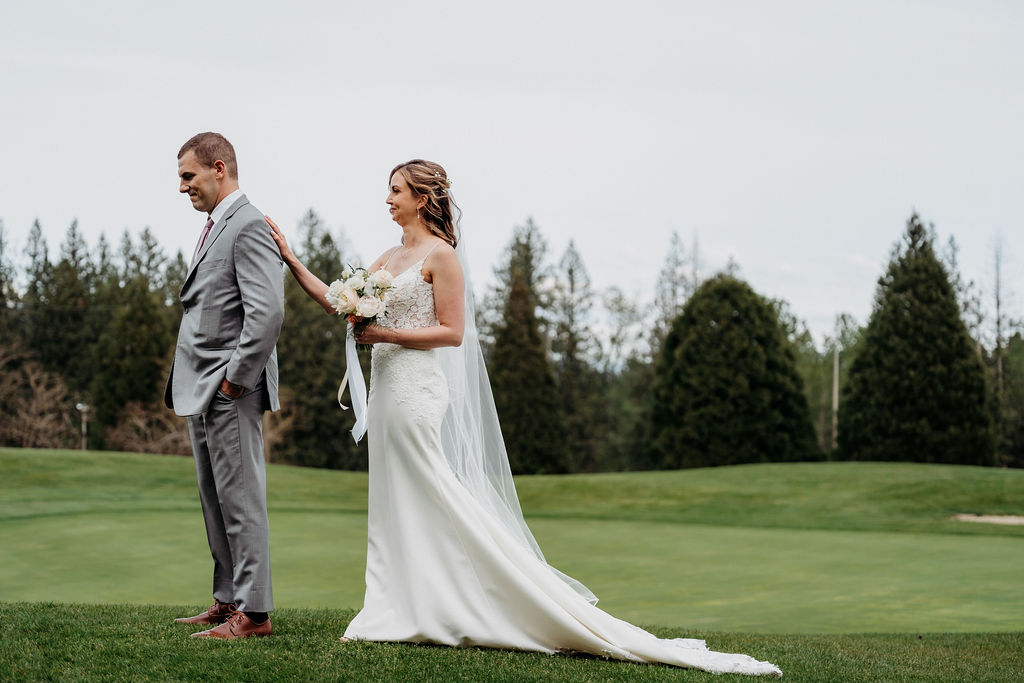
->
[178, 150, 223, 215]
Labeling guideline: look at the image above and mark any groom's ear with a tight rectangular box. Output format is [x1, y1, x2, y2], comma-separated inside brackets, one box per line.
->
[212, 159, 227, 179]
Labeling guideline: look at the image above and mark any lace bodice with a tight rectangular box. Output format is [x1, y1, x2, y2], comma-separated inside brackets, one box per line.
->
[377, 257, 438, 330]
[370, 255, 447, 426]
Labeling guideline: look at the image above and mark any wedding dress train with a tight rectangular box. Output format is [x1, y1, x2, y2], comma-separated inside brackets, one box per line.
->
[342, 255, 781, 677]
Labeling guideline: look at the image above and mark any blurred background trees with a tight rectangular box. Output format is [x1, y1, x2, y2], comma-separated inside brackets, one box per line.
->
[0, 210, 1019, 471]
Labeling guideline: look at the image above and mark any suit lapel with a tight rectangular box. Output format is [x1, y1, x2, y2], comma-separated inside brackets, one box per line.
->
[181, 194, 250, 293]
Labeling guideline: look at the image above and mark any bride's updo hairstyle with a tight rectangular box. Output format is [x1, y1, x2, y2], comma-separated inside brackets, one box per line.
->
[391, 159, 461, 248]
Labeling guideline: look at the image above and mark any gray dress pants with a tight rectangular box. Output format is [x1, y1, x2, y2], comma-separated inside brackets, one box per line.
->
[187, 384, 273, 612]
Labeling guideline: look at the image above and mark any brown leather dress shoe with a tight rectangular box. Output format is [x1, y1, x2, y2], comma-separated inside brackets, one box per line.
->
[175, 600, 237, 624]
[191, 610, 272, 639]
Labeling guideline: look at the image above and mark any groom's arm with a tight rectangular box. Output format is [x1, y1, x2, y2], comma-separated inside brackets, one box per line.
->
[225, 216, 285, 391]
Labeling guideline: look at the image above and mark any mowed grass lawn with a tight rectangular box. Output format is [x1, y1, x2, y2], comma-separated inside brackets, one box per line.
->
[2, 448, 1023, 635]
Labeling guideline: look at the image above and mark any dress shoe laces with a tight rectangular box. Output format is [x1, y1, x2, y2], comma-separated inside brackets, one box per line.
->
[212, 601, 236, 616]
[224, 610, 247, 634]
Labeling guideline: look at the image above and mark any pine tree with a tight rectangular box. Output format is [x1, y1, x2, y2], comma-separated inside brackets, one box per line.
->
[552, 241, 608, 471]
[649, 274, 816, 468]
[601, 286, 655, 470]
[651, 230, 697, 354]
[275, 209, 366, 469]
[999, 333, 1024, 467]
[480, 218, 554, 352]
[839, 214, 994, 465]
[89, 275, 173, 439]
[43, 221, 95, 395]
[0, 221, 17, 340]
[161, 249, 189, 335]
[490, 266, 571, 474]
[21, 221, 51, 362]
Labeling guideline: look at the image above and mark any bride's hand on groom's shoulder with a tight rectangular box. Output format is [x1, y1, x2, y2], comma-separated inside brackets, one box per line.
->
[265, 215, 294, 263]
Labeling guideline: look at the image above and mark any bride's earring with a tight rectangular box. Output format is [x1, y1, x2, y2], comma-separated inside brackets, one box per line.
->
[417, 209, 421, 221]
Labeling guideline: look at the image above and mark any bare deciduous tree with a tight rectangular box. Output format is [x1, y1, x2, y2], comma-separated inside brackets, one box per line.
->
[0, 345, 76, 449]
[103, 401, 191, 455]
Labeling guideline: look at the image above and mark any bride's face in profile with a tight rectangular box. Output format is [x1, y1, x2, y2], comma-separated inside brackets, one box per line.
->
[386, 172, 421, 227]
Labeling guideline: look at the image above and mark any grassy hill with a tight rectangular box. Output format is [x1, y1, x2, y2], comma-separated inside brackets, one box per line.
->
[2, 449, 1023, 635]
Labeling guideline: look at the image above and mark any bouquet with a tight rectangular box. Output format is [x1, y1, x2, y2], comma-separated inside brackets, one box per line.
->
[324, 263, 395, 333]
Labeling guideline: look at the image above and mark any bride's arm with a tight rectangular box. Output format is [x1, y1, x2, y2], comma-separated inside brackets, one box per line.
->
[356, 245, 465, 349]
[266, 216, 335, 315]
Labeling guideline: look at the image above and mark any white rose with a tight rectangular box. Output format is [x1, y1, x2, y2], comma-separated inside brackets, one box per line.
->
[356, 295, 384, 318]
[336, 287, 360, 314]
[341, 266, 353, 280]
[324, 280, 345, 313]
[373, 269, 394, 287]
[345, 275, 366, 291]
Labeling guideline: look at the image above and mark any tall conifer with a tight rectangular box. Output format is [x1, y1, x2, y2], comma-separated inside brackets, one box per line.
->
[490, 267, 571, 474]
[275, 209, 365, 469]
[839, 214, 993, 464]
[649, 274, 815, 468]
[552, 241, 607, 472]
[0, 221, 16, 340]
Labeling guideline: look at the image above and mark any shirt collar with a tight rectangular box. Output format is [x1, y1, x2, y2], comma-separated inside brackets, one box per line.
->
[208, 188, 244, 226]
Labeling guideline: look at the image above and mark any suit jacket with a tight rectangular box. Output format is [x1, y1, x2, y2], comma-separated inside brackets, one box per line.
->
[164, 194, 285, 417]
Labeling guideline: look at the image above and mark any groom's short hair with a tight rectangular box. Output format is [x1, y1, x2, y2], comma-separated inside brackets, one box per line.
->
[178, 132, 238, 179]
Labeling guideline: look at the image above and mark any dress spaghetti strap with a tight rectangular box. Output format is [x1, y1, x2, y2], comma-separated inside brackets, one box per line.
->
[421, 240, 442, 262]
[381, 246, 402, 271]
[382, 240, 443, 274]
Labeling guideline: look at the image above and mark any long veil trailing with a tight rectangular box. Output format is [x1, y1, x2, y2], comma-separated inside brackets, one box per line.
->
[435, 217, 599, 606]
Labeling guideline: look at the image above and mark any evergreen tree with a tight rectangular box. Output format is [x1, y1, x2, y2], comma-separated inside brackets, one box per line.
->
[999, 333, 1024, 467]
[490, 266, 571, 474]
[552, 241, 608, 471]
[92, 233, 118, 285]
[275, 209, 366, 469]
[649, 274, 816, 468]
[651, 230, 697, 354]
[131, 227, 169, 286]
[44, 221, 94, 394]
[772, 300, 830, 455]
[600, 286, 655, 470]
[21, 220, 51, 360]
[0, 221, 17, 340]
[88, 275, 173, 440]
[839, 214, 994, 465]
[160, 249, 189, 335]
[86, 232, 124, 394]
[480, 218, 554, 352]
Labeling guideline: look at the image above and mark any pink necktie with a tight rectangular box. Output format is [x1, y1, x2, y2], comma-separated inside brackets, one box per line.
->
[193, 218, 214, 263]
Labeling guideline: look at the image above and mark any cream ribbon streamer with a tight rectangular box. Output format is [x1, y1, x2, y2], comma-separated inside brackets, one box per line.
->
[337, 322, 368, 443]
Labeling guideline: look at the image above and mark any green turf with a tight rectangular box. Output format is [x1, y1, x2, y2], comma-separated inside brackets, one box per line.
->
[2, 448, 1023, 634]
[2, 603, 1022, 682]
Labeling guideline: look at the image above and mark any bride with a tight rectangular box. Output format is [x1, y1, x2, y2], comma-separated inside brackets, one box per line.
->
[266, 160, 781, 676]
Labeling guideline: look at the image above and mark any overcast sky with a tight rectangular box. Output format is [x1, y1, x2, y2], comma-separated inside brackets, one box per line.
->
[2, 1, 1021, 343]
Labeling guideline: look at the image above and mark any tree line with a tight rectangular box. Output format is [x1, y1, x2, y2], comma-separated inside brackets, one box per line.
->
[0, 211, 1021, 471]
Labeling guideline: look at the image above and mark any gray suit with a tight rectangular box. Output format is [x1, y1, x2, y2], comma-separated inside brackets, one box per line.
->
[165, 194, 284, 612]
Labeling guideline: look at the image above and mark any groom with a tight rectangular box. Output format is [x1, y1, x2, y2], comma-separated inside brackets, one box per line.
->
[165, 132, 285, 639]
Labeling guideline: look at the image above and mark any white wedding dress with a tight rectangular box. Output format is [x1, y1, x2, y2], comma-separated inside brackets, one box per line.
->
[342, 254, 782, 677]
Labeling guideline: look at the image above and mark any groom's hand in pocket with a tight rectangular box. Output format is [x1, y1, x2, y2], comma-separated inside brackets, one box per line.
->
[219, 378, 244, 399]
